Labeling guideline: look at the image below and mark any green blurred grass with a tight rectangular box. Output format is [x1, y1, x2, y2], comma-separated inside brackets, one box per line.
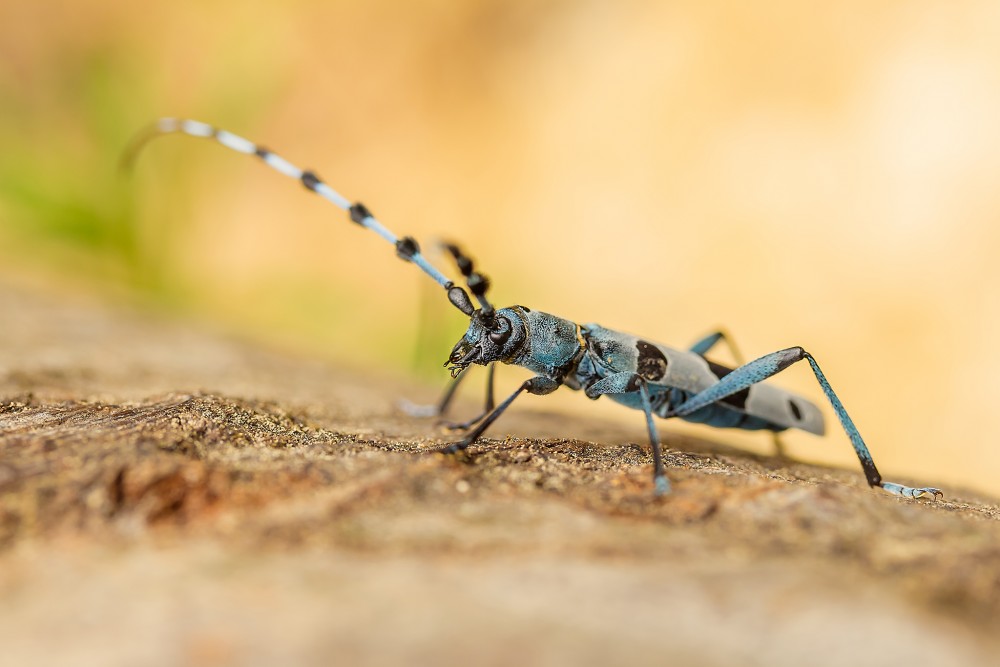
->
[0, 41, 448, 376]
[1, 50, 142, 280]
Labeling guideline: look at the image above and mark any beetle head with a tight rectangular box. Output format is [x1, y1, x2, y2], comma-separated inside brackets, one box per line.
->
[446, 308, 526, 377]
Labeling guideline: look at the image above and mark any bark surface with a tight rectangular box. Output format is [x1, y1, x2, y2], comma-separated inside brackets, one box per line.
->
[1, 281, 997, 667]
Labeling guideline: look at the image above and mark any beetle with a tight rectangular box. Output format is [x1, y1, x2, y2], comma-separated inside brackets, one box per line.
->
[125, 118, 943, 499]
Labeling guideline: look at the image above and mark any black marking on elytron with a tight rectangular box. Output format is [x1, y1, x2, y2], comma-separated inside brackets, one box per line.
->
[301, 170, 321, 192]
[396, 236, 419, 260]
[636, 341, 668, 381]
[349, 202, 372, 225]
[788, 398, 803, 421]
[255, 146, 271, 159]
[706, 360, 750, 410]
[590, 337, 626, 368]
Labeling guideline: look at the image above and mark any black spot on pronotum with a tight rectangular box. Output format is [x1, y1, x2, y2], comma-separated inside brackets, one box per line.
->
[788, 399, 803, 421]
[350, 202, 372, 225]
[636, 341, 668, 381]
[395, 236, 419, 260]
[300, 170, 321, 192]
[254, 146, 271, 159]
[706, 360, 750, 410]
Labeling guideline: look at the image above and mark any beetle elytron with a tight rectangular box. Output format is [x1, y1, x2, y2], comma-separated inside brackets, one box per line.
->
[125, 118, 942, 499]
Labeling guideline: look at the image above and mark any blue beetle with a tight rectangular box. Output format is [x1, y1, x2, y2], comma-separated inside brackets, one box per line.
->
[126, 118, 942, 500]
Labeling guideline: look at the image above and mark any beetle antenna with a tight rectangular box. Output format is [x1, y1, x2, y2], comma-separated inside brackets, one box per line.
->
[442, 243, 494, 318]
[123, 118, 477, 316]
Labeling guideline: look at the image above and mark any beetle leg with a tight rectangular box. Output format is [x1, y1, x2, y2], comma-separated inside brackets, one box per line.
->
[668, 347, 942, 500]
[436, 375, 560, 454]
[585, 372, 670, 495]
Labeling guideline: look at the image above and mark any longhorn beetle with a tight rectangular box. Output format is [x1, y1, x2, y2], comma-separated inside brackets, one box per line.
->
[125, 118, 942, 499]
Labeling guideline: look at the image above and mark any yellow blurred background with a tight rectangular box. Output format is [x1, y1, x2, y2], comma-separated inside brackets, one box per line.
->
[2, 0, 999, 495]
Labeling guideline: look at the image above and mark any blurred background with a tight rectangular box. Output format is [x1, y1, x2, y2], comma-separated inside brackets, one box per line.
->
[2, 0, 999, 495]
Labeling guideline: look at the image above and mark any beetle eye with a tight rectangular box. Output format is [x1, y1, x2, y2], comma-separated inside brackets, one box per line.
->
[489, 326, 510, 345]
